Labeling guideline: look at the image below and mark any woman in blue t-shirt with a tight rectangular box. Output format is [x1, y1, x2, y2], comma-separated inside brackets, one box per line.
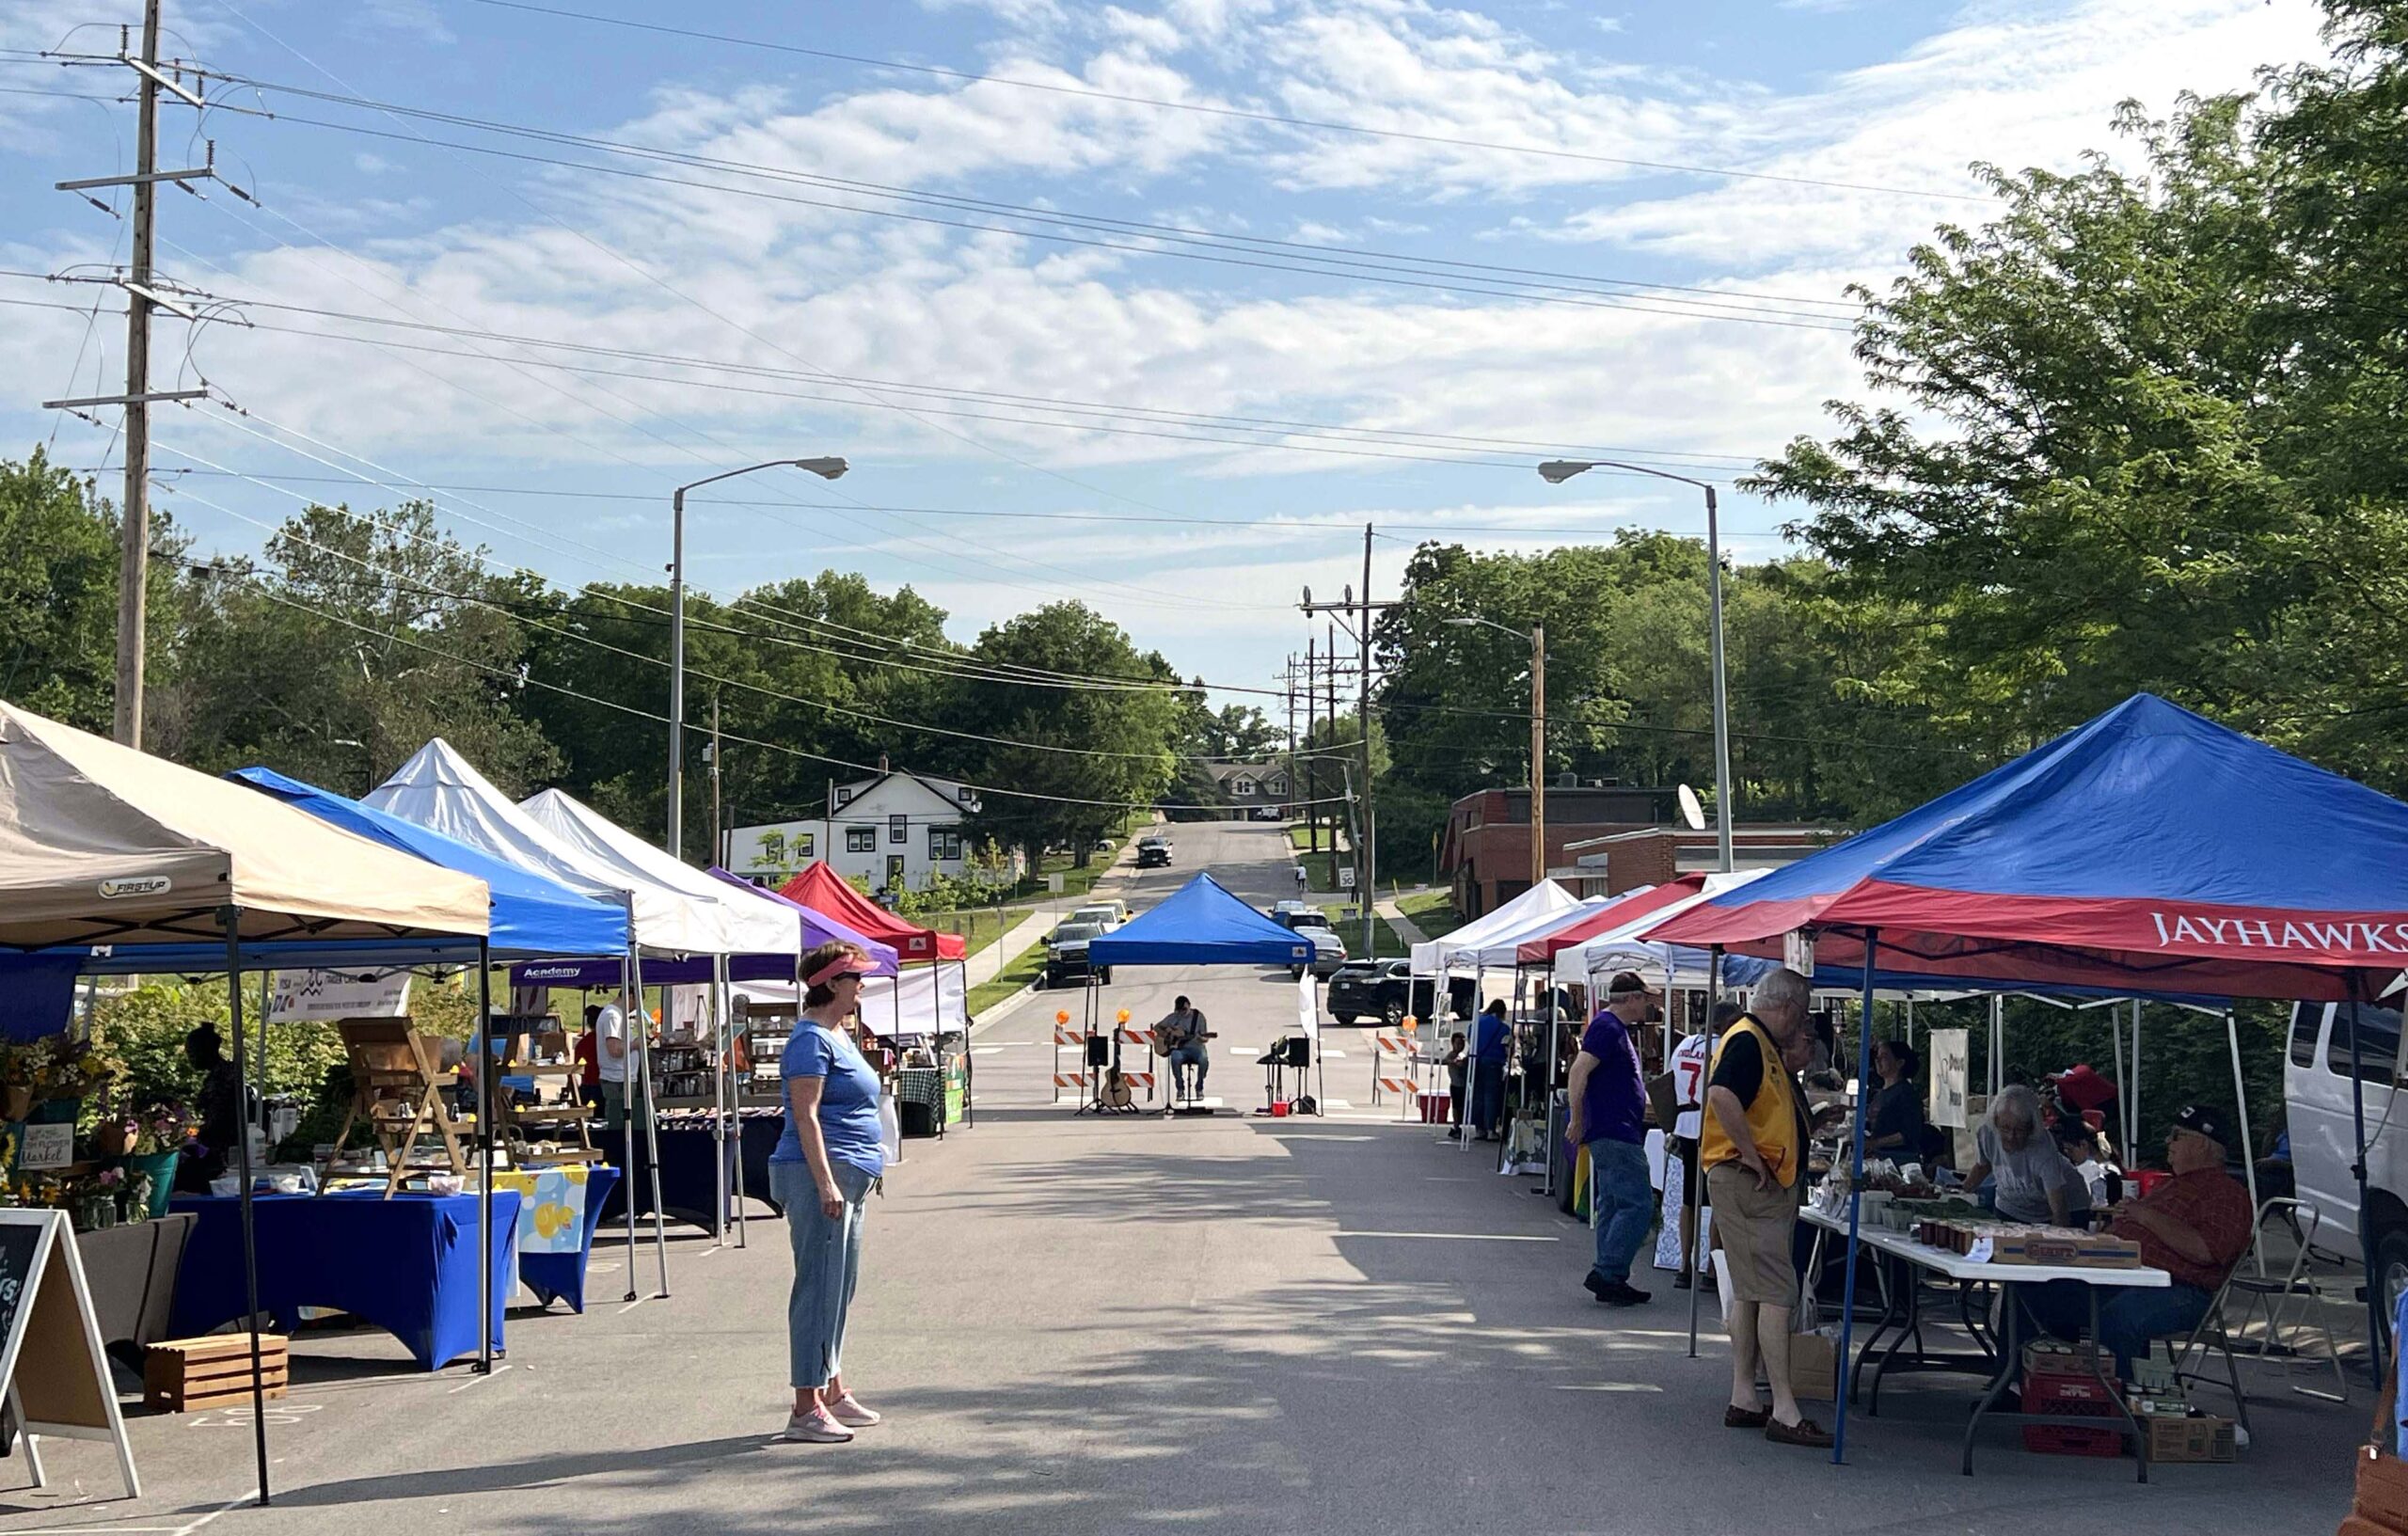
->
[768, 942, 890, 1444]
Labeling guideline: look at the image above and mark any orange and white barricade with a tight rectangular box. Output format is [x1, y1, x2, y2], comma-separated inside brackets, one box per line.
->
[1369, 1026, 1424, 1119]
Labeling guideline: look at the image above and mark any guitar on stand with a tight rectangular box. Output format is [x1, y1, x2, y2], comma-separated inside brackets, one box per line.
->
[1087, 1008, 1147, 1116]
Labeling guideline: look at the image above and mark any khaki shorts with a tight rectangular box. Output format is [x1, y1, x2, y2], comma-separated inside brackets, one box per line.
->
[1705, 1161, 1800, 1306]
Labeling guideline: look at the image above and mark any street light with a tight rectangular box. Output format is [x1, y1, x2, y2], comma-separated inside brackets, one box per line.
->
[1445, 615, 1547, 888]
[1537, 460, 1734, 874]
[668, 457, 848, 859]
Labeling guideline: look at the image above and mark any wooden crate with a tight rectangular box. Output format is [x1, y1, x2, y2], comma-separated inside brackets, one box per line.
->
[143, 1334, 291, 1414]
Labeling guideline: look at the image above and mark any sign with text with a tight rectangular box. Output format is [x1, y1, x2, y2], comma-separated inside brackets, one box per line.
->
[1337, 865, 1356, 890]
[1783, 929, 1815, 976]
[269, 969, 411, 1023]
[16, 1121, 71, 1171]
[0, 1209, 139, 1498]
[1928, 1027, 1971, 1129]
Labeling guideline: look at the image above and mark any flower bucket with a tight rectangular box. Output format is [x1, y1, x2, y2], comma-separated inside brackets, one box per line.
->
[0, 1085, 29, 1121]
[97, 1121, 135, 1158]
[123, 1149, 181, 1219]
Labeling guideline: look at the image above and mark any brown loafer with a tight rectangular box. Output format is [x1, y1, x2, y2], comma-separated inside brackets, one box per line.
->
[1766, 1417, 1833, 1449]
[1723, 1404, 1772, 1429]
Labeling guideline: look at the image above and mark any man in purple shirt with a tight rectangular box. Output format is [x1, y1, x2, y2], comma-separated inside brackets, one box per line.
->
[1567, 972, 1659, 1306]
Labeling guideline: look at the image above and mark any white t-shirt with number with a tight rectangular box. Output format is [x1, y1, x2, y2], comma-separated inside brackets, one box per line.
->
[1671, 1031, 1713, 1140]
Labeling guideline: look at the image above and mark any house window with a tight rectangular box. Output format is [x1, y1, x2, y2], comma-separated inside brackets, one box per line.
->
[796, 831, 815, 860]
[957, 785, 974, 803]
[1268, 774, 1289, 795]
[1231, 775, 1257, 796]
[846, 826, 875, 853]
[889, 813, 909, 845]
[928, 827, 963, 862]
[835, 787, 853, 806]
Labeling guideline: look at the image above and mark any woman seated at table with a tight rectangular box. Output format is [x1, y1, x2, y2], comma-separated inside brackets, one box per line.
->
[1965, 1084, 2089, 1227]
[1862, 1038, 1926, 1160]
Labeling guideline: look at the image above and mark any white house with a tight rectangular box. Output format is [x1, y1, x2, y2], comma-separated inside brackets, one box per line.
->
[1204, 761, 1292, 817]
[731, 763, 1011, 895]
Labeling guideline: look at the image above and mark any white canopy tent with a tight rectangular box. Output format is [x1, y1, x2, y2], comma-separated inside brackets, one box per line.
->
[734, 964, 970, 1037]
[519, 788, 798, 958]
[1436, 894, 1616, 972]
[1409, 879, 1584, 987]
[367, 739, 732, 955]
[1550, 868, 1773, 990]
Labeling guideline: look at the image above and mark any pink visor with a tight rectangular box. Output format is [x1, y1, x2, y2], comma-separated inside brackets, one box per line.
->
[806, 955, 871, 988]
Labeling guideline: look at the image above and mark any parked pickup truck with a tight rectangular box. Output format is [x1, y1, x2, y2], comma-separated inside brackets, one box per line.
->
[1325, 958, 1478, 1026]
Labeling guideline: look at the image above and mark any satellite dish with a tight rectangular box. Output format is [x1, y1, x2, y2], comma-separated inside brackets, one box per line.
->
[1676, 784, 1705, 832]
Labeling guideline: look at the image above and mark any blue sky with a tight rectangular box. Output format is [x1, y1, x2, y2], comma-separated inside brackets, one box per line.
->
[0, 0, 2328, 706]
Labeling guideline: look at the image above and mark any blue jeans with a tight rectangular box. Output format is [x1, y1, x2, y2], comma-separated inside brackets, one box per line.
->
[769, 1159, 875, 1389]
[2024, 1278, 2213, 1380]
[1586, 1136, 1654, 1286]
[1168, 1043, 1208, 1096]
[1470, 1060, 1506, 1135]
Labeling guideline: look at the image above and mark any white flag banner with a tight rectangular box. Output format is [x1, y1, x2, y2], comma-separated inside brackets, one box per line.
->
[269, 969, 410, 1022]
[1929, 1027, 1971, 1129]
[1296, 970, 1320, 1048]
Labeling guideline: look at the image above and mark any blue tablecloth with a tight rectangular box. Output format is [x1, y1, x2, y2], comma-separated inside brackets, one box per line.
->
[520, 1164, 619, 1313]
[170, 1190, 517, 1371]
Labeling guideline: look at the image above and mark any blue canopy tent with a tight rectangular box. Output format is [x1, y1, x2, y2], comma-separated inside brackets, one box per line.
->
[1087, 874, 1314, 969]
[1085, 875, 1314, 1115]
[1655, 693, 2408, 1464]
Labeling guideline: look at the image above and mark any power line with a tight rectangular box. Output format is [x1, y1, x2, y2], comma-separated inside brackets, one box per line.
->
[452, 0, 1993, 204]
[160, 442, 1363, 767]
[164, 546, 1349, 812]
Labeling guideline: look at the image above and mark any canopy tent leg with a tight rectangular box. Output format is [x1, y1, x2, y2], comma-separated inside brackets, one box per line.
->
[1988, 994, 2004, 1097]
[712, 966, 728, 1245]
[1541, 965, 1560, 1198]
[219, 908, 270, 1507]
[634, 952, 671, 1298]
[2349, 992, 2384, 1375]
[726, 955, 746, 1250]
[2109, 1010, 2125, 1157]
[2226, 1007, 2265, 1278]
[1832, 927, 1880, 1466]
[2131, 999, 2144, 1157]
[1687, 946, 1721, 1361]
[958, 958, 974, 1129]
[475, 941, 494, 1374]
[618, 959, 639, 1304]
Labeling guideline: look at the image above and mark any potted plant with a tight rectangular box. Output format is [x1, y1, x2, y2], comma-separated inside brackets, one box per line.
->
[123, 1101, 192, 1219]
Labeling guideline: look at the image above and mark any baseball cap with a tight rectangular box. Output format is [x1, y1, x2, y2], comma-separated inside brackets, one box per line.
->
[2170, 1104, 2230, 1151]
[1607, 971, 1654, 997]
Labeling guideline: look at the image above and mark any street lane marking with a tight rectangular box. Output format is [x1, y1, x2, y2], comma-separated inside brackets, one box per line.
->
[618, 1295, 650, 1315]
[1337, 1230, 1560, 1242]
[447, 1362, 514, 1394]
[1555, 1383, 1664, 1393]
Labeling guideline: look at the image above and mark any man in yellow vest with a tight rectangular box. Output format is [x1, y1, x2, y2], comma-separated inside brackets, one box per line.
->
[1701, 968, 1830, 1449]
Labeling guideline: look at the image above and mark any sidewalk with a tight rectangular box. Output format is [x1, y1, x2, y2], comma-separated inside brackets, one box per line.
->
[1377, 890, 1433, 946]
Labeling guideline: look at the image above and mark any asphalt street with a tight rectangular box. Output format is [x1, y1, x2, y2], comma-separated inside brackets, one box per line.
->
[0, 821, 2359, 1535]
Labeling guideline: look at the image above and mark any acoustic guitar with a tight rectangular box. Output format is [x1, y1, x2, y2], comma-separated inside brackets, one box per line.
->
[1150, 1028, 1218, 1058]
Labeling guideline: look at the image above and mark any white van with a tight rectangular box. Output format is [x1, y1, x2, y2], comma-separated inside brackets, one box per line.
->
[2284, 999, 2405, 1303]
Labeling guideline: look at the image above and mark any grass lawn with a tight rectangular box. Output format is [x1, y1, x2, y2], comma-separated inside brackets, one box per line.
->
[1312, 904, 1406, 958]
[1287, 821, 1347, 854]
[912, 907, 1019, 959]
[966, 935, 1051, 1017]
[1394, 887, 1464, 942]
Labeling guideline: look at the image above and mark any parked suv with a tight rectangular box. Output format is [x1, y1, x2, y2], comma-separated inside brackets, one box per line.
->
[1326, 958, 1477, 1025]
[1039, 921, 1112, 989]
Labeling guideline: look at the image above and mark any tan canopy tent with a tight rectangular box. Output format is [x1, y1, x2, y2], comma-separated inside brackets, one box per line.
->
[0, 702, 490, 1510]
[0, 702, 487, 946]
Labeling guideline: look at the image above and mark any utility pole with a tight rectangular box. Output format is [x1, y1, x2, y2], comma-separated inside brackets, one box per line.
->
[1283, 652, 1298, 837]
[1302, 637, 1318, 853]
[1358, 524, 1376, 951]
[115, 1, 161, 747]
[1529, 624, 1546, 889]
[708, 692, 724, 869]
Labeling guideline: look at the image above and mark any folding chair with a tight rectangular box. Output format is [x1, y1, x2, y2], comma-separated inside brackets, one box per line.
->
[2170, 1256, 2254, 1433]
[2222, 1196, 2349, 1403]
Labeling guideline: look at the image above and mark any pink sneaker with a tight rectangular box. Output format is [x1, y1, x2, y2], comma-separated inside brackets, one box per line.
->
[826, 1393, 881, 1428]
[781, 1407, 853, 1444]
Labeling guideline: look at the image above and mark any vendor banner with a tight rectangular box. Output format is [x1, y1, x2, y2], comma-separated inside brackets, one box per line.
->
[490, 1164, 589, 1255]
[269, 969, 410, 1022]
[1928, 1027, 1971, 1129]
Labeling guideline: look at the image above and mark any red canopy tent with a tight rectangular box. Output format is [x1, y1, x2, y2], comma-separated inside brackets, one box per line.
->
[1513, 875, 1707, 965]
[777, 861, 967, 961]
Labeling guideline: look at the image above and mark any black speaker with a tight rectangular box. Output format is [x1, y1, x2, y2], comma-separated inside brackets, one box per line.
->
[1085, 1035, 1110, 1068]
[1274, 1036, 1309, 1068]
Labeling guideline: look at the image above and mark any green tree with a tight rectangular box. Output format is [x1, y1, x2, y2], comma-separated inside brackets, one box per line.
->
[0, 450, 187, 735]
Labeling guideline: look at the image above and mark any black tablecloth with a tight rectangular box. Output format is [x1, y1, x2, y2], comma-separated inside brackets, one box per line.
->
[594, 1115, 784, 1234]
[72, 1213, 195, 1367]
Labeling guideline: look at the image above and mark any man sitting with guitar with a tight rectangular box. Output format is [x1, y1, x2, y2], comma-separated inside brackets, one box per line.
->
[1156, 997, 1214, 1101]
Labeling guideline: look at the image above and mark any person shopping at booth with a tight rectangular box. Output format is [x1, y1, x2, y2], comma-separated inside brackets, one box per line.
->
[768, 942, 889, 1445]
[1567, 973, 1658, 1306]
[1468, 999, 1511, 1141]
[2025, 1105, 2251, 1380]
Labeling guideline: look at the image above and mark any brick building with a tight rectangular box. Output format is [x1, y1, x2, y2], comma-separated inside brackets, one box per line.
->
[1436, 783, 1841, 916]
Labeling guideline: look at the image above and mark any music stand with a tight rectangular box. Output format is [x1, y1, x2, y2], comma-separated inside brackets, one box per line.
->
[1255, 1035, 1309, 1115]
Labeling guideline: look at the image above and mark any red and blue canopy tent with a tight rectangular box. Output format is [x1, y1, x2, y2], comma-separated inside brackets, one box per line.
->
[1647, 692, 2408, 1460]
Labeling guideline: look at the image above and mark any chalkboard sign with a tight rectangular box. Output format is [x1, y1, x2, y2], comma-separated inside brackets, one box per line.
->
[0, 1211, 138, 1499]
[0, 1218, 37, 1357]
